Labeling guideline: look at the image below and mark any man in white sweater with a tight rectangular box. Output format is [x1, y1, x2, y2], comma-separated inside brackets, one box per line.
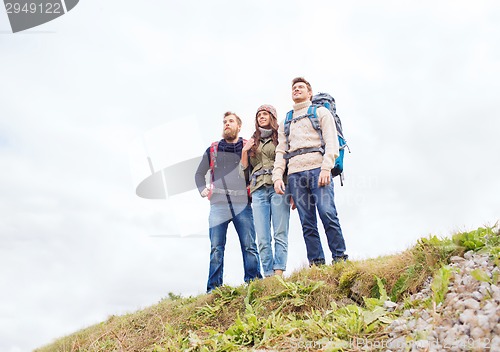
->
[273, 77, 347, 265]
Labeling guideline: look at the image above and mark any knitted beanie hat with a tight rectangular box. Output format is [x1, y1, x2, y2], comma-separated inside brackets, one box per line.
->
[256, 104, 277, 119]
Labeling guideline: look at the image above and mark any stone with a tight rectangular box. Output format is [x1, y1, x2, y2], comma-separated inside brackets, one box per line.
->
[463, 298, 480, 310]
[475, 313, 489, 328]
[491, 336, 500, 350]
[420, 310, 430, 320]
[414, 339, 430, 350]
[491, 284, 500, 301]
[478, 285, 490, 298]
[386, 336, 406, 350]
[494, 324, 500, 335]
[464, 251, 474, 260]
[384, 300, 397, 309]
[459, 309, 476, 325]
[470, 326, 485, 340]
[465, 260, 476, 269]
[453, 300, 465, 311]
[472, 291, 483, 301]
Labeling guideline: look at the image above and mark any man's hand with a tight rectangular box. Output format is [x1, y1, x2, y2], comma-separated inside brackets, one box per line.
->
[318, 170, 331, 187]
[201, 187, 210, 198]
[274, 180, 286, 195]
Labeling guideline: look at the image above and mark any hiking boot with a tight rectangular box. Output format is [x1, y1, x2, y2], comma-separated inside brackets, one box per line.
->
[309, 259, 326, 267]
[332, 254, 348, 264]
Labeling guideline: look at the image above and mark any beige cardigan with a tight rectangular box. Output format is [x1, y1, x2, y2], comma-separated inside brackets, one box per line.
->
[272, 100, 339, 182]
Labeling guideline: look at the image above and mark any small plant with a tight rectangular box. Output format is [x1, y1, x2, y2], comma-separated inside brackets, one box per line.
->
[390, 264, 423, 301]
[338, 269, 359, 292]
[264, 276, 325, 312]
[490, 246, 500, 267]
[225, 311, 264, 347]
[416, 235, 459, 267]
[213, 285, 242, 303]
[471, 268, 492, 284]
[453, 229, 486, 251]
[193, 285, 243, 321]
[452, 225, 499, 252]
[431, 265, 452, 306]
[167, 292, 182, 301]
[194, 303, 221, 319]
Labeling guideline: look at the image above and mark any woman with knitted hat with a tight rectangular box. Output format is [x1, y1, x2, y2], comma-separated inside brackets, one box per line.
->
[241, 104, 291, 277]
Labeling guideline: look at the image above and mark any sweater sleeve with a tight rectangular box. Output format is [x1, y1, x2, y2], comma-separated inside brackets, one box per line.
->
[194, 148, 210, 194]
[318, 107, 339, 171]
[272, 121, 288, 182]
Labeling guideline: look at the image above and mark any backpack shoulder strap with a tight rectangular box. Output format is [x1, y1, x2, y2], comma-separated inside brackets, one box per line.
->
[209, 141, 219, 172]
[307, 105, 324, 146]
[284, 110, 293, 136]
[207, 141, 219, 200]
[307, 106, 320, 128]
[283, 110, 294, 149]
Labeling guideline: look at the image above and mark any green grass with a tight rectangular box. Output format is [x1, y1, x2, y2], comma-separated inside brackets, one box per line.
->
[35, 224, 499, 352]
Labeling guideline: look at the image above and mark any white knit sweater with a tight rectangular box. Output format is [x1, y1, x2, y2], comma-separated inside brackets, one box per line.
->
[272, 100, 339, 182]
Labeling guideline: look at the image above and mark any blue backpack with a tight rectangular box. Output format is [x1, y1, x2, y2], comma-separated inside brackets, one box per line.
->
[284, 92, 349, 185]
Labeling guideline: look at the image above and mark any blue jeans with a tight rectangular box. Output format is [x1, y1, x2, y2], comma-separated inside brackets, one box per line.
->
[207, 203, 262, 292]
[252, 185, 290, 276]
[288, 168, 346, 265]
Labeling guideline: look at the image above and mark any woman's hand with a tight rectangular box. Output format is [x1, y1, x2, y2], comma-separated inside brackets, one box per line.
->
[241, 138, 254, 169]
[242, 138, 255, 151]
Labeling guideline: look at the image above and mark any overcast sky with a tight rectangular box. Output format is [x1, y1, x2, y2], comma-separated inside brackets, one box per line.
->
[1, 1, 499, 351]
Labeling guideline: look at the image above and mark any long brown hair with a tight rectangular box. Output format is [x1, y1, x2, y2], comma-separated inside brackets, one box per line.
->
[248, 111, 279, 157]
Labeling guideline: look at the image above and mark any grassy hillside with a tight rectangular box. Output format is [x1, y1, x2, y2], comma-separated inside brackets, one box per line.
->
[35, 225, 499, 352]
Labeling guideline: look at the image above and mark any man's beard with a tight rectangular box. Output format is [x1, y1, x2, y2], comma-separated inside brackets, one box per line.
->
[223, 128, 238, 141]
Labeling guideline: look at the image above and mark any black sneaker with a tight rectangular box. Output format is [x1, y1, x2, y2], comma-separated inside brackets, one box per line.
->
[332, 254, 348, 264]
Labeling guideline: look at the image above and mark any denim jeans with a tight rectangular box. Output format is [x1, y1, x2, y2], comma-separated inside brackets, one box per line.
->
[288, 167, 346, 265]
[252, 185, 290, 276]
[207, 203, 262, 292]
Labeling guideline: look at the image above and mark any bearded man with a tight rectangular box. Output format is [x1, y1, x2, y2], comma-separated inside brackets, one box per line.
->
[195, 111, 262, 293]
